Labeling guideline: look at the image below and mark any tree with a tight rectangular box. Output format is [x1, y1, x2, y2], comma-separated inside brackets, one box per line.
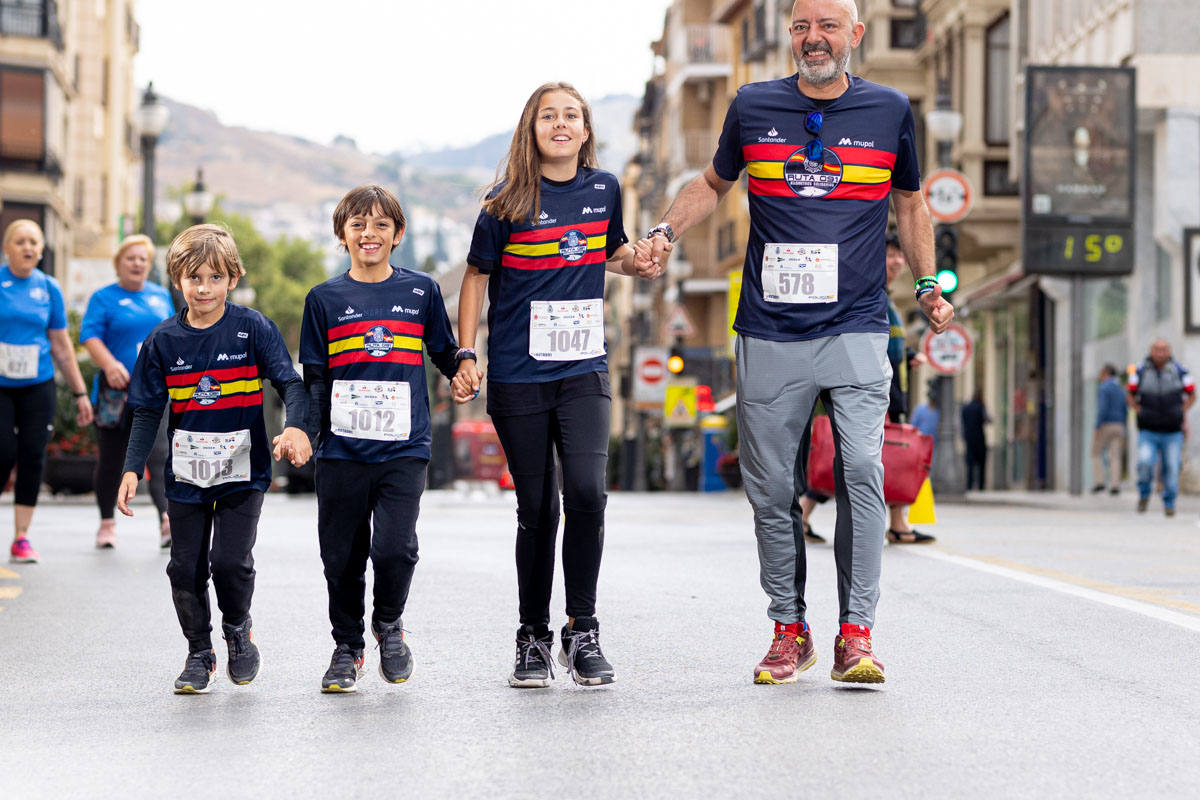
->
[156, 199, 327, 352]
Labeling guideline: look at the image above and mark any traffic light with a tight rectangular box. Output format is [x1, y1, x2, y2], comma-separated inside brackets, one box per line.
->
[667, 343, 685, 374]
[935, 225, 958, 297]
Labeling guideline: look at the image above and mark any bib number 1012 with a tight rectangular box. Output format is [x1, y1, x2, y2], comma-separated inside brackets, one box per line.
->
[349, 409, 396, 432]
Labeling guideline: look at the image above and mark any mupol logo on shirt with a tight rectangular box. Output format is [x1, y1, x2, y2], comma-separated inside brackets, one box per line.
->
[193, 375, 222, 405]
[215, 352, 248, 362]
[391, 305, 419, 315]
[582, 206, 606, 215]
[838, 137, 876, 147]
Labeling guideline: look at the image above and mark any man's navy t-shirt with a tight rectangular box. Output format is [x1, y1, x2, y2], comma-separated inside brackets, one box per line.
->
[713, 73, 920, 342]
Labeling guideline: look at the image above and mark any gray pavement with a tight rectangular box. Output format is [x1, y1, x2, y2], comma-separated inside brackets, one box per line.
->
[2, 486, 1199, 798]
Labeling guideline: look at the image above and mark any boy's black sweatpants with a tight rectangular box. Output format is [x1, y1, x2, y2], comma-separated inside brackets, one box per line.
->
[316, 457, 426, 650]
[166, 489, 264, 652]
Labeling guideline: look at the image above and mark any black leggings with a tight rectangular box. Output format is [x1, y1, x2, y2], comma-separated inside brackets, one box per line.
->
[166, 489, 264, 651]
[95, 406, 168, 520]
[0, 380, 57, 507]
[316, 457, 427, 649]
[492, 393, 609, 628]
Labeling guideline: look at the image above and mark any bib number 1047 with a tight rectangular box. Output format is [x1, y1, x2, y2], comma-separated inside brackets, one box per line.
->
[544, 328, 591, 355]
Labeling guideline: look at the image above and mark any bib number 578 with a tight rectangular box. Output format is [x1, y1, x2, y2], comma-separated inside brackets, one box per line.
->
[778, 272, 815, 296]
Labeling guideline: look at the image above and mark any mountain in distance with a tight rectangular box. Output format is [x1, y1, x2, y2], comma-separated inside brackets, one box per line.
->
[153, 94, 640, 267]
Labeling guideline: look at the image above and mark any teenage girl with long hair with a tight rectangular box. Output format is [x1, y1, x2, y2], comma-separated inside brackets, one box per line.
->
[453, 82, 658, 688]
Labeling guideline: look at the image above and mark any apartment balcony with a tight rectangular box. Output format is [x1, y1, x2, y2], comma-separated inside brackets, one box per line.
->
[0, 0, 64, 48]
[683, 129, 718, 170]
[666, 24, 733, 94]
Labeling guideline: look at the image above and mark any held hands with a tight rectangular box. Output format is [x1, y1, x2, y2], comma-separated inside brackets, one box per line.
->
[451, 361, 483, 405]
[116, 471, 139, 517]
[272, 426, 312, 467]
[633, 236, 672, 279]
[918, 287, 955, 334]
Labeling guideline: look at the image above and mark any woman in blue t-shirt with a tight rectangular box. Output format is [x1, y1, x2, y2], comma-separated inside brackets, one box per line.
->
[1, 220, 94, 564]
[453, 82, 658, 689]
[80, 235, 174, 550]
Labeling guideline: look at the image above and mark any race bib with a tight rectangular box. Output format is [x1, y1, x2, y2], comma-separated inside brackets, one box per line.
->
[330, 380, 411, 441]
[528, 299, 605, 361]
[0, 342, 39, 380]
[172, 428, 252, 488]
[761, 243, 838, 304]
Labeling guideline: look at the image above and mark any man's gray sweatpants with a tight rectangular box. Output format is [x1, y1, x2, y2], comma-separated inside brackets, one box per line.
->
[735, 332, 891, 628]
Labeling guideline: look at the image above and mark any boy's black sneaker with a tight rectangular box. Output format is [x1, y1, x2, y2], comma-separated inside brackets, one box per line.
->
[321, 643, 365, 693]
[222, 617, 261, 685]
[558, 617, 615, 686]
[174, 649, 216, 694]
[372, 618, 413, 683]
[509, 624, 555, 688]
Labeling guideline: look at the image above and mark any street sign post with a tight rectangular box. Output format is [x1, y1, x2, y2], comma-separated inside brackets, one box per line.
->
[633, 346, 669, 410]
[923, 168, 974, 224]
[921, 323, 973, 376]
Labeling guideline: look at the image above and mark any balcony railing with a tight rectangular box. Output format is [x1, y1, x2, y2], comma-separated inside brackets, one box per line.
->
[0, 1, 63, 48]
[674, 24, 732, 67]
[684, 130, 718, 170]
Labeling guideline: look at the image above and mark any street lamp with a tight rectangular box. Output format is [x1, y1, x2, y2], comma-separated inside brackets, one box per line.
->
[924, 88, 964, 497]
[136, 82, 169, 287]
[183, 167, 215, 225]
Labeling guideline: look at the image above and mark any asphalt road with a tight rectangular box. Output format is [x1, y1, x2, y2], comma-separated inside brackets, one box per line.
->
[2, 487, 1198, 798]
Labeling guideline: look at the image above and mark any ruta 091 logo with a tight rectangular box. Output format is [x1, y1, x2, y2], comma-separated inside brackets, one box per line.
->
[558, 230, 589, 262]
[784, 147, 843, 198]
[364, 325, 394, 357]
[193, 375, 222, 405]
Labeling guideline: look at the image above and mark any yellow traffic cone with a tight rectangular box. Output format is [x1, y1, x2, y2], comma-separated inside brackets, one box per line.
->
[906, 478, 936, 525]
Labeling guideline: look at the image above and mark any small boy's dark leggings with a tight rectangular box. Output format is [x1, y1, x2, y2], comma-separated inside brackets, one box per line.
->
[316, 457, 426, 650]
[166, 490, 264, 652]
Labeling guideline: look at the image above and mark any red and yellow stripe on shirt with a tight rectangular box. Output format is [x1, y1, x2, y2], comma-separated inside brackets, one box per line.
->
[166, 365, 263, 413]
[743, 143, 896, 201]
[326, 319, 424, 369]
[502, 220, 609, 270]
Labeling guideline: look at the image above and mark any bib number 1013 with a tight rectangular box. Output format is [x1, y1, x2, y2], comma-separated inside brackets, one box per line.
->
[187, 458, 235, 482]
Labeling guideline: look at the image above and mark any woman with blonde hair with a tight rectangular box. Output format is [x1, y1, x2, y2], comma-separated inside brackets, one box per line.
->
[1, 219, 93, 563]
[80, 234, 174, 549]
[453, 82, 658, 688]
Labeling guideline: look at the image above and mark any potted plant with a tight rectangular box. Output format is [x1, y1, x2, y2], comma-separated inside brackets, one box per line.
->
[43, 354, 100, 495]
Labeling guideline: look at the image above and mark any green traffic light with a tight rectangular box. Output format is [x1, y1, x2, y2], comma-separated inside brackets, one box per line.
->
[936, 268, 959, 293]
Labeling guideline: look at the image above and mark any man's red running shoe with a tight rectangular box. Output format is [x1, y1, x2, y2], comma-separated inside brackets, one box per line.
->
[753, 621, 816, 684]
[831, 623, 885, 683]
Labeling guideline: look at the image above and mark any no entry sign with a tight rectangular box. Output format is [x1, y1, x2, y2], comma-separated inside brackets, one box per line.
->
[634, 346, 669, 409]
[923, 168, 974, 224]
[921, 323, 973, 375]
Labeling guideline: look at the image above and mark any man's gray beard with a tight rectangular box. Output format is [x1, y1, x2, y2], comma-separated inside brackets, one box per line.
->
[795, 45, 851, 86]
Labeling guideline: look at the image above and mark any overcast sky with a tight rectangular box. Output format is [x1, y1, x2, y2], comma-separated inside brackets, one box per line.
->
[135, 0, 673, 155]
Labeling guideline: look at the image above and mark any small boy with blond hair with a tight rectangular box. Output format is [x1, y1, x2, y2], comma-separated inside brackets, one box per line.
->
[117, 223, 311, 693]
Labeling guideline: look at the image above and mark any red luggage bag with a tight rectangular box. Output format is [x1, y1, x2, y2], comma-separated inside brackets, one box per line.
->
[806, 415, 933, 505]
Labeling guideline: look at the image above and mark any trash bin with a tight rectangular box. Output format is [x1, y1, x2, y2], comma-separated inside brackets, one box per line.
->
[699, 414, 729, 492]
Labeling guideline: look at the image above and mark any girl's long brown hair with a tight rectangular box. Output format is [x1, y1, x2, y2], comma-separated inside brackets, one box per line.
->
[482, 82, 598, 224]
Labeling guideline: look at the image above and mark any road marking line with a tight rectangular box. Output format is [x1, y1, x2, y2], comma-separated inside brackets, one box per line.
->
[912, 548, 1200, 633]
[0, 586, 22, 600]
[0, 566, 19, 579]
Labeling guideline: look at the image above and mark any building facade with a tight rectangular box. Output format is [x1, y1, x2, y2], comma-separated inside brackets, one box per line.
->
[1, 0, 140, 299]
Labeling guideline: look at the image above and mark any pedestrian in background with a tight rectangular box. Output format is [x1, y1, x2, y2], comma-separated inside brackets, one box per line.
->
[1128, 339, 1193, 516]
[637, 0, 954, 685]
[80, 234, 174, 550]
[300, 186, 458, 693]
[117, 224, 311, 694]
[911, 395, 939, 441]
[2, 219, 93, 564]
[1092, 363, 1126, 495]
[454, 81, 657, 690]
[960, 389, 989, 490]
